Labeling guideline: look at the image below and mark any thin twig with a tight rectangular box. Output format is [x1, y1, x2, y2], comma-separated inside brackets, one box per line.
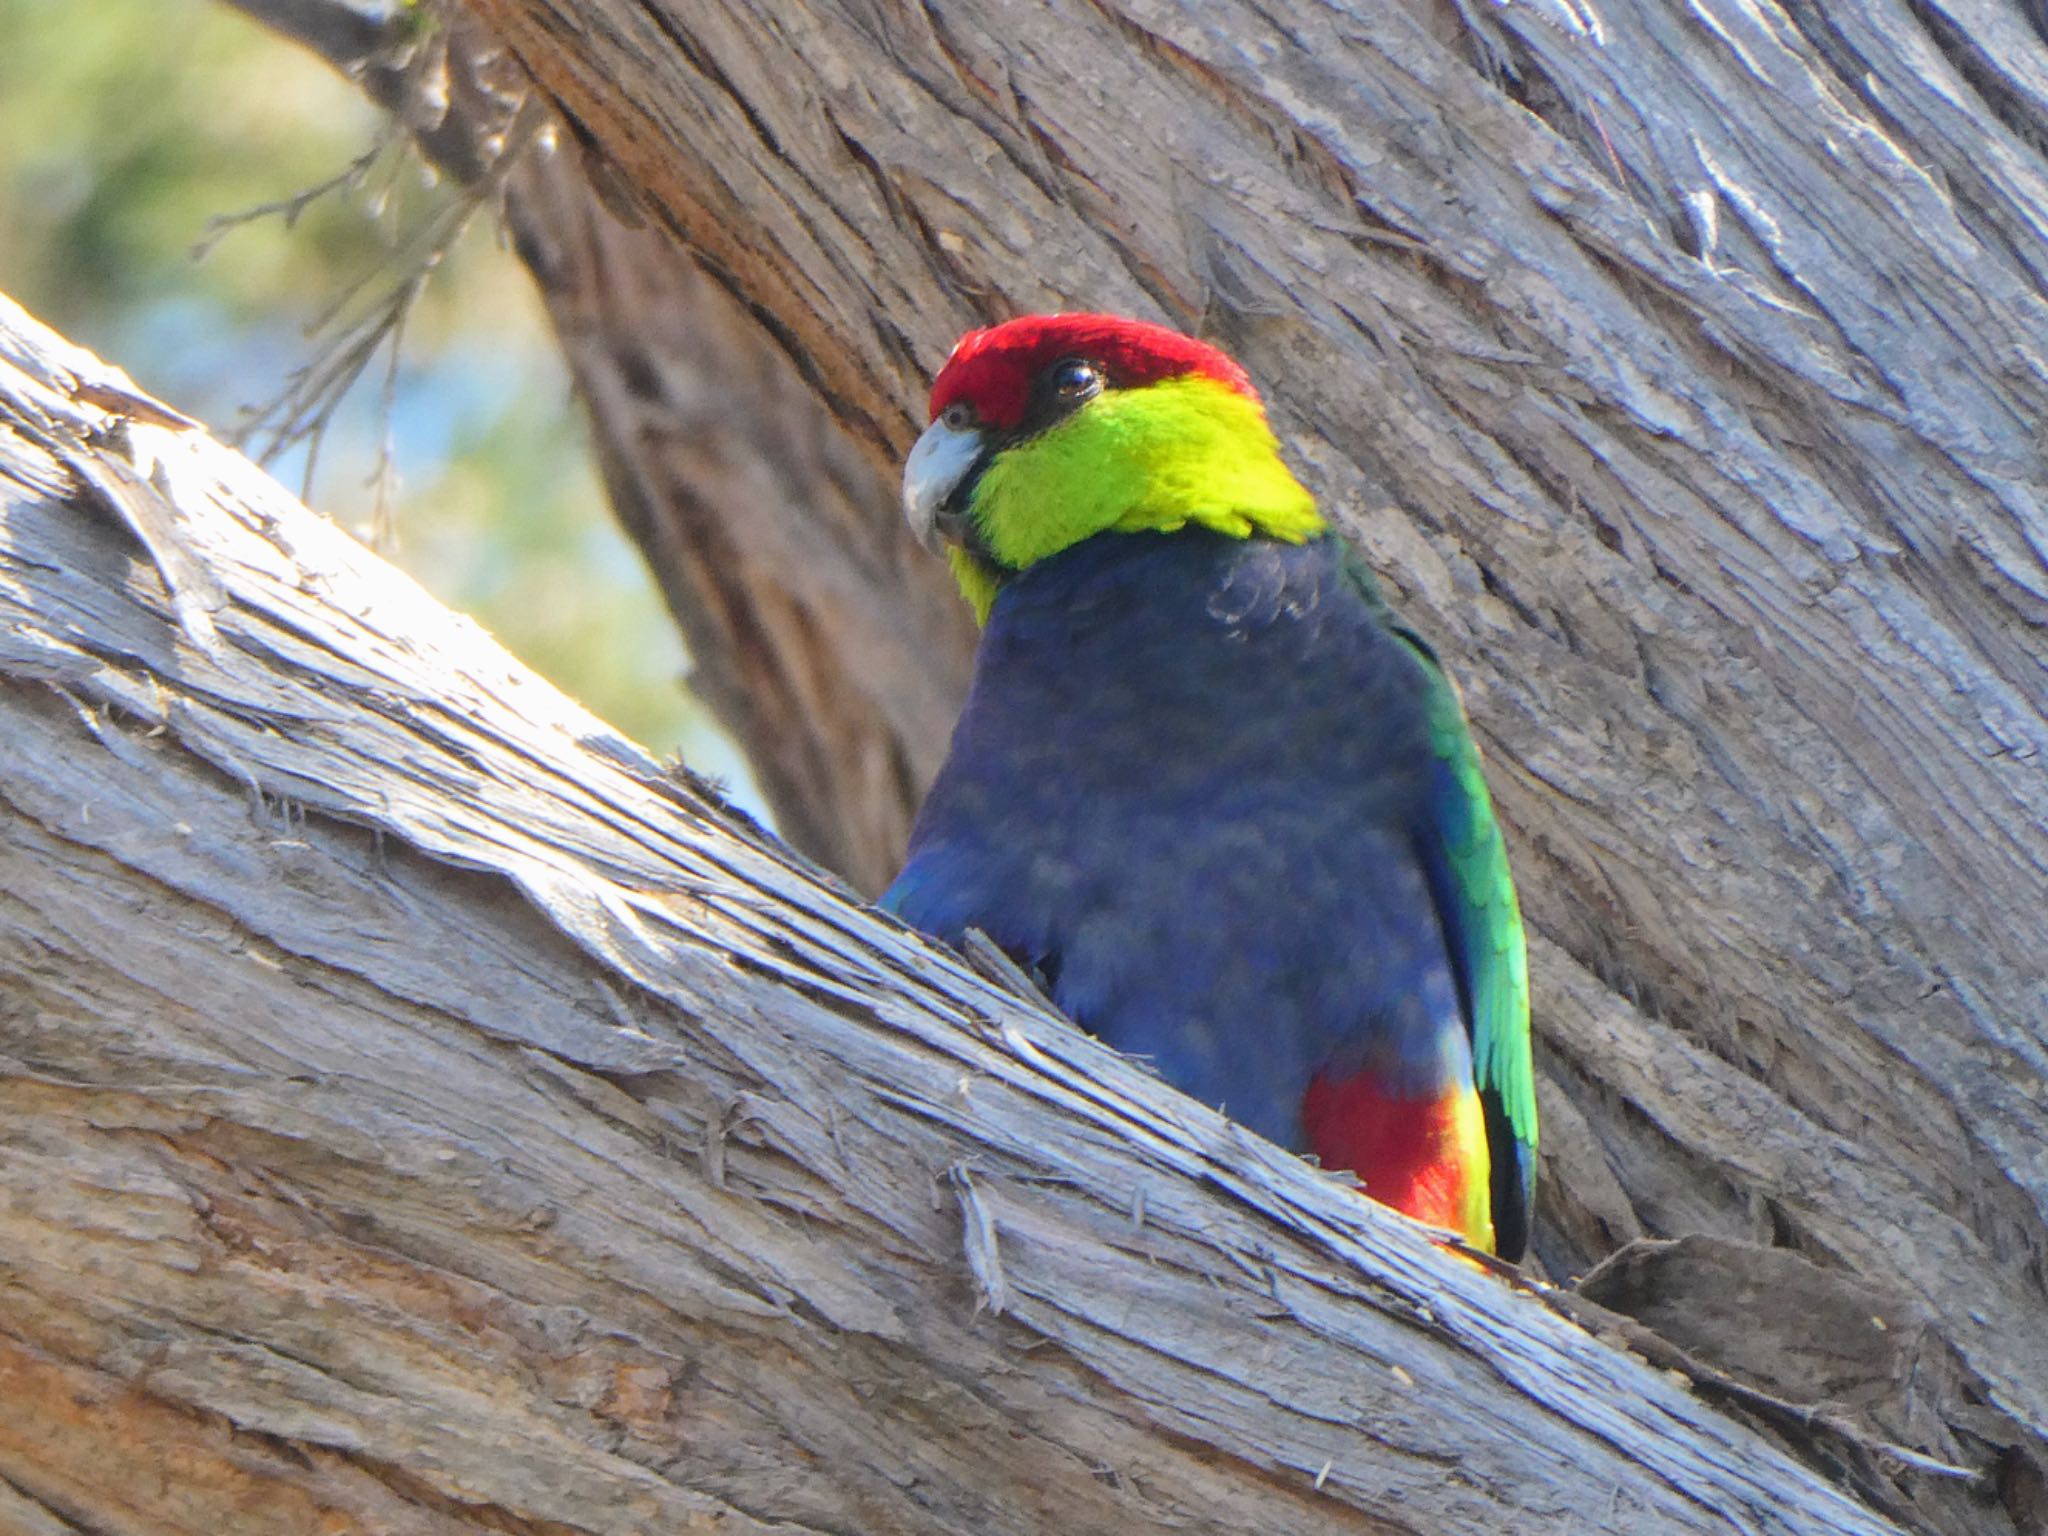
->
[193, 12, 546, 523]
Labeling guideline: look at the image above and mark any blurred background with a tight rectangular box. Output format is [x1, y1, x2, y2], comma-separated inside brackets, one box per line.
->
[0, 0, 764, 809]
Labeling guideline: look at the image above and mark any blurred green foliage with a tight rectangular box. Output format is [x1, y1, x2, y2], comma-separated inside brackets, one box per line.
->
[0, 0, 761, 801]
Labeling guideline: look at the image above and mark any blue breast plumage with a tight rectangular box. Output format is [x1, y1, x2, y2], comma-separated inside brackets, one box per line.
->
[884, 528, 1476, 1155]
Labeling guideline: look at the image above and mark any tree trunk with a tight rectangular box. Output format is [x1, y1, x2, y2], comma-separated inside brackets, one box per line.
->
[0, 293, 1916, 1533]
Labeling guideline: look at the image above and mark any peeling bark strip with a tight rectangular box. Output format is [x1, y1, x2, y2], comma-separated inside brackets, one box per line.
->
[0, 297, 1911, 1532]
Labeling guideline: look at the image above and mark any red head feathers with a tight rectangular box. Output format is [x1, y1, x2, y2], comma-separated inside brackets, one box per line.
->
[928, 314, 1259, 432]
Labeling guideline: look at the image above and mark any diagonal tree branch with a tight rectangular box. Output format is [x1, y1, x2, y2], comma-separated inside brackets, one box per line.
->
[0, 291, 1912, 1535]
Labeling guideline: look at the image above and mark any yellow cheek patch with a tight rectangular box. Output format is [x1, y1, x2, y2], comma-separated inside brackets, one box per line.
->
[963, 376, 1324, 591]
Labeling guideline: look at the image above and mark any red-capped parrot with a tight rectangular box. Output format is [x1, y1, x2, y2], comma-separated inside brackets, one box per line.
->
[884, 314, 1535, 1258]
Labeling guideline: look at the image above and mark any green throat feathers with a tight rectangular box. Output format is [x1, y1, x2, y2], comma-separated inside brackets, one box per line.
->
[948, 375, 1327, 623]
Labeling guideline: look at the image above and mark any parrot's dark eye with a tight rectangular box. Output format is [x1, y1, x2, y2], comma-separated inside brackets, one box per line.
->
[1049, 357, 1102, 401]
[939, 401, 976, 432]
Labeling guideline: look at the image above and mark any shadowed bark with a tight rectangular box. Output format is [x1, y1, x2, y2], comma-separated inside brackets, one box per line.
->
[227, 0, 975, 893]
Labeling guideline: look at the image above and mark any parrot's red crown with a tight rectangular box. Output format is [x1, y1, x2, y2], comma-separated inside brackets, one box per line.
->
[928, 314, 1257, 432]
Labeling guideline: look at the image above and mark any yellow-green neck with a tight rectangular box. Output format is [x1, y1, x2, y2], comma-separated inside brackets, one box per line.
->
[951, 376, 1324, 624]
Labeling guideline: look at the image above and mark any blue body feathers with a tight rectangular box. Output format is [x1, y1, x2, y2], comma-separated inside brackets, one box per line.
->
[886, 528, 1532, 1253]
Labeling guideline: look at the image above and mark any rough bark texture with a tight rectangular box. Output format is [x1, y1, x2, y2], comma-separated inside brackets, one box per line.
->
[49, 0, 2048, 1528]
[344, 0, 2048, 1526]
[0, 294, 1918, 1535]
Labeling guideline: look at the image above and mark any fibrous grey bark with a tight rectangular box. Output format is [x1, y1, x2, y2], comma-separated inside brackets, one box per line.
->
[0, 293, 1908, 1534]
[61, 0, 2048, 1525]
[364, 0, 2048, 1526]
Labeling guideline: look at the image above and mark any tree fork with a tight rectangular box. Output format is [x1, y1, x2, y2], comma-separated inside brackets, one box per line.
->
[29, 0, 2048, 1525]
[225, 0, 973, 893]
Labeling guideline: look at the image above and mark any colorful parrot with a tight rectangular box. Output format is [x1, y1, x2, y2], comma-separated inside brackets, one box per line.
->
[883, 314, 1535, 1259]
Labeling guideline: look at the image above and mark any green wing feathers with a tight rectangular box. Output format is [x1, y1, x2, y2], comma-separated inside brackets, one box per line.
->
[1423, 661, 1534, 1127]
[1414, 640, 1536, 1253]
[1340, 545, 1535, 1252]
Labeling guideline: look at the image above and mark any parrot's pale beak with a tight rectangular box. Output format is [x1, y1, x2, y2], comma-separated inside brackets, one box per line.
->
[901, 418, 985, 553]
